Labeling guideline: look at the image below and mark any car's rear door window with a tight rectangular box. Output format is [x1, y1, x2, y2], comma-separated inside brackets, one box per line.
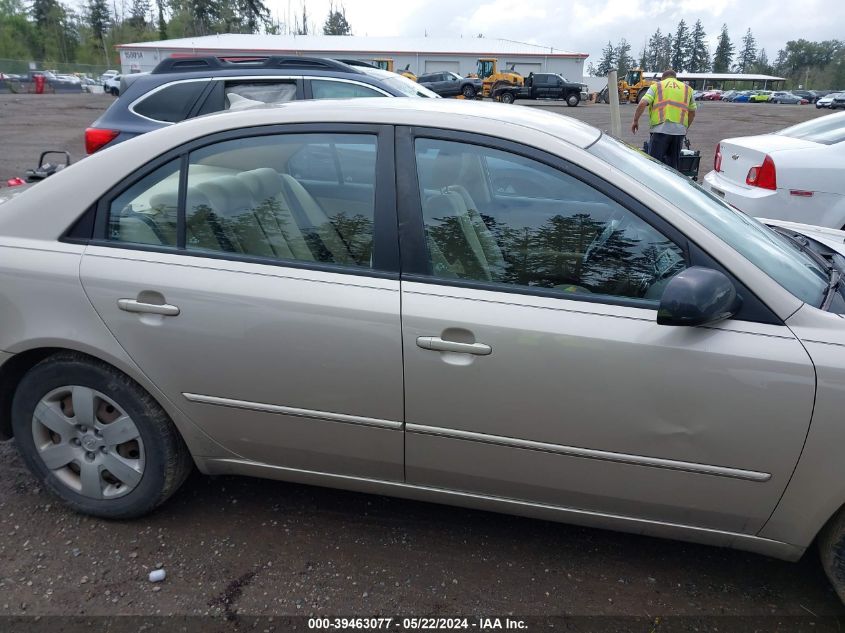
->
[106, 159, 180, 246]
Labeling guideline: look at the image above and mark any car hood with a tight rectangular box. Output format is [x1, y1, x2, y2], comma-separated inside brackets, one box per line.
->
[763, 218, 845, 255]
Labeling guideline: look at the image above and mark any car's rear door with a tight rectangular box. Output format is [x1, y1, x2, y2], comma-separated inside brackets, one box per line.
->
[396, 127, 815, 535]
[79, 124, 404, 481]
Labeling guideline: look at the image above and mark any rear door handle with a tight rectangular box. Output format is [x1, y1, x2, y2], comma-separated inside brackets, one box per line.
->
[117, 299, 180, 317]
[416, 336, 491, 356]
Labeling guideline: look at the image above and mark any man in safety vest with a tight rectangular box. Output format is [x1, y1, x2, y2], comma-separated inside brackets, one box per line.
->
[631, 69, 696, 170]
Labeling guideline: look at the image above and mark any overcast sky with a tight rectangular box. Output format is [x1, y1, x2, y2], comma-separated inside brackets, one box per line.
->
[270, 0, 845, 62]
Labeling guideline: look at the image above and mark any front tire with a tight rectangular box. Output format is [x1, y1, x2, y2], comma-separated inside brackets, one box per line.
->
[462, 84, 476, 99]
[500, 91, 515, 104]
[820, 506, 845, 603]
[566, 93, 579, 107]
[12, 352, 192, 519]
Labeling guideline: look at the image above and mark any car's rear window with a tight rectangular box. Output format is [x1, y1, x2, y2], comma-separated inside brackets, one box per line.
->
[776, 113, 845, 145]
[133, 80, 208, 123]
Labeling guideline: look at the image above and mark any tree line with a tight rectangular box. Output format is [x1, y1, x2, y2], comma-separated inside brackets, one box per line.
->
[587, 19, 845, 89]
[0, 0, 351, 70]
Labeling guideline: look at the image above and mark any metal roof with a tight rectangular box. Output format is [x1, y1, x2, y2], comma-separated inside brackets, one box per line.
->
[644, 72, 786, 81]
[116, 34, 588, 58]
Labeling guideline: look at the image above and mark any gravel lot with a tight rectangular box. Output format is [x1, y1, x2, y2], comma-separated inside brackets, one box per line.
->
[0, 92, 843, 631]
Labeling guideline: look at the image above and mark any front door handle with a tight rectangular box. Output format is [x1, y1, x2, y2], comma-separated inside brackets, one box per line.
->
[117, 299, 180, 317]
[416, 336, 492, 356]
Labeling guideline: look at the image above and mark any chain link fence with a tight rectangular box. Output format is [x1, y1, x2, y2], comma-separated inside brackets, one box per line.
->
[0, 58, 115, 78]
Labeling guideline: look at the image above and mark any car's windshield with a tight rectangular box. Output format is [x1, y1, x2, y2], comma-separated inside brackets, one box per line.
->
[588, 134, 829, 307]
[776, 112, 845, 145]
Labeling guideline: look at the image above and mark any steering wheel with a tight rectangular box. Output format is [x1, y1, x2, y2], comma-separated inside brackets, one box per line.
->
[583, 212, 627, 265]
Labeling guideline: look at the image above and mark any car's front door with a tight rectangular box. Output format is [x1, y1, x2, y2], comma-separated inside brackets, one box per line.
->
[397, 130, 815, 535]
[80, 125, 404, 481]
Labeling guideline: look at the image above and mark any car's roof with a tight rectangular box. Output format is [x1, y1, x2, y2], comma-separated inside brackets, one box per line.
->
[241, 98, 603, 148]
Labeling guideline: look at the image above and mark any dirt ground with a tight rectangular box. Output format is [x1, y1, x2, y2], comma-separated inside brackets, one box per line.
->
[1, 92, 844, 631]
[0, 92, 830, 183]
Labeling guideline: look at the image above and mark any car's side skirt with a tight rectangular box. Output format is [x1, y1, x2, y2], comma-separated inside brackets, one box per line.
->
[199, 456, 805, 562]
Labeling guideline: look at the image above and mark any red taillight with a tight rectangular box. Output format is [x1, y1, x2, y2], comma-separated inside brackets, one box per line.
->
[714, 143, 722, 172]
[85, 127, 119, 154]
[746, 155, 777, 190]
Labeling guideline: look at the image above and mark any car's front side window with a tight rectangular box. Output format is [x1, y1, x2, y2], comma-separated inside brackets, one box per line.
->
[413, 138, 687, 302]
[588, 134, 829, 306]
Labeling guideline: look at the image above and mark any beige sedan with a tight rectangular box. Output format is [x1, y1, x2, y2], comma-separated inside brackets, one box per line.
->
[2, 98, 845, 602]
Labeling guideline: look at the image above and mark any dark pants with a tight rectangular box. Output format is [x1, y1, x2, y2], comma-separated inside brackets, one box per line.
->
[648, 133, 683, 170]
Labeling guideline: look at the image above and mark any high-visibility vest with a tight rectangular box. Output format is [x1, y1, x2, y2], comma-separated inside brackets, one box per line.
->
[649, 78, 692, 127]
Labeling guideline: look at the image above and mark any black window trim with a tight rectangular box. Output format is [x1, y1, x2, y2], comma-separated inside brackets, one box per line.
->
[89, 122, 399, 280]
[395, 125, 781, 324]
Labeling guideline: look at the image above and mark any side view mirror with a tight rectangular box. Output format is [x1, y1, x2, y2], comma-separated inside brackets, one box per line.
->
[657, 267, 741, 326]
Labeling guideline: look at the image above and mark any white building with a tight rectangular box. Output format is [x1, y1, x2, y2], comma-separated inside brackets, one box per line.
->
[117, 34, 588, 80]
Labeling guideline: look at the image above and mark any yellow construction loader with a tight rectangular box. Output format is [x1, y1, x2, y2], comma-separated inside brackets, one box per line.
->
[371, 59, 417, 82]
[617, 68, 656, 103]
[474, 58, 523, 98]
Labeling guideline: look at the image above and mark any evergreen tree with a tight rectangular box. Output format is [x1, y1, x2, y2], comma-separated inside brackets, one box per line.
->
[155, 0, 167, 38]
[688, 19, 709, 72]
[670, 19, 690, 71]
[712, 24, 734, 72]
[127, 0, 150, 29]
[615, 38, 633, 78]
[595, 40, 615, 76]
[734, 28, 757, 73]
[657, 31, 673, 70]
[772, 48, 788, 74]
[86, 0, 110, 42]
[753, 48, 771, 74]
[637, 46, 647, 70]
[585, 61, 597, 76]
[322, 1, 350, 35]
[645, 28, 663, 70]
[237, 0, 269, 32]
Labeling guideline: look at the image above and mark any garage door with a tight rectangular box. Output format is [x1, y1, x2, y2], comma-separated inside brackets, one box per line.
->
[507, 62, 542, 76]
[424, 60, 460, 73]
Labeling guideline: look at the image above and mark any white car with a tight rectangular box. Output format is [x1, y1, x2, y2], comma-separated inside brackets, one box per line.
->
[704, 112, 845, 228]
[816, 93, 841, 109]
[356, 65, 440, 98]
[104, 74, 121, 96]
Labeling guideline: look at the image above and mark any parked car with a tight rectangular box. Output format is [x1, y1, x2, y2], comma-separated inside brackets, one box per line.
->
[104, 74, 121, 96]
[791, 90, 816, 103]
[770, 91, 807, 104]
[705, 112, 845, 228]
[492, 72, 587, 106]
[732, 91, 754, 103]
[86, 55, 439, 153]
[5, 98, 845, 604]
[720, 90, 739, 101]
[701, 89, 722, 100]
[417, 71, 481, 98]
[749, 91, 773, 103]
[693, 90, 704, 101]
[830, 93, 845, 110]
[100, 70, 119, 83]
